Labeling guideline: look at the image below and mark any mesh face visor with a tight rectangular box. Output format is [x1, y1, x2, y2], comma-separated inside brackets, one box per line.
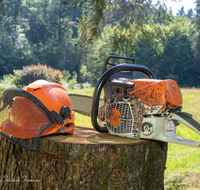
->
[0, 88, 64, 151]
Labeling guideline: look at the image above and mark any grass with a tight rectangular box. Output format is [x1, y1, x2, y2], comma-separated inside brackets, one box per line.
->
[67, 88, 94, 127]
[68, 87, 200, 189]
[67, 87, 95, 96]
[164, 88, 200, 189]
[66, 87, 106, 127]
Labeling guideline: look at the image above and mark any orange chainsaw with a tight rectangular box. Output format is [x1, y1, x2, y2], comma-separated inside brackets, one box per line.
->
[69, 56, 200, 147]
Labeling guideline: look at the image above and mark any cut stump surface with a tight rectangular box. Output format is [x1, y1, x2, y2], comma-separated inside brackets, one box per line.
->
[0, 126, 167, 190]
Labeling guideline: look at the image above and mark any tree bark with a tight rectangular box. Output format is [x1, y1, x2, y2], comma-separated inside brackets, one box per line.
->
[0, 126, 167, 190]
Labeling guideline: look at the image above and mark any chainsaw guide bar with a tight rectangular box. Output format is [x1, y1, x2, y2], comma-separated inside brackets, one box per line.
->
[68, 94, 104, 117]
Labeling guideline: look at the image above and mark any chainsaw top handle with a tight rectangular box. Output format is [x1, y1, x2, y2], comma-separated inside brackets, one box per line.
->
[91, 64, 156, 133]
[102, 55, 135, 74]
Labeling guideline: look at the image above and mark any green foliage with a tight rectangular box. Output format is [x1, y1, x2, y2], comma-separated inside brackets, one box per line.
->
[67, 71, 78, 89]
[0, 0, 199, 88]
[0, 33, 23, 75]
[194, 0, 200, 85]
[65, 0, 173, 52]
[0, 74, 15, 86]
[80, 65, 87, 81]
[0, 0, 84, 78]
[0, 27, 39, 76]
[82, 16, 196, 87]
[63, 70, 72, 82]
[13, 63, 63, 87]
[0, 0, 5, 16]
[134, 16, 196, 87]
[0, 74, 15, 96]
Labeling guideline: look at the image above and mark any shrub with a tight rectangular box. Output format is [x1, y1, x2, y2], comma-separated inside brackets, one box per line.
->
[13, 63, 63, 87]
[67, 71, 78, 89]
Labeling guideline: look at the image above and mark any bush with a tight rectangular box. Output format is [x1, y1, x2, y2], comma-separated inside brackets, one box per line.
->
[13, 63, 63, 87]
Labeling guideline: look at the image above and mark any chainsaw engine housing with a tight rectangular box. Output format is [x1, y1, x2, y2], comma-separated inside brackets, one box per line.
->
[102, 77, 182, 139]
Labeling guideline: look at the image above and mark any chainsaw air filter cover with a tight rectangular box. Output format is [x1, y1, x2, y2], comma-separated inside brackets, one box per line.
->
[105, 98, 143, 139]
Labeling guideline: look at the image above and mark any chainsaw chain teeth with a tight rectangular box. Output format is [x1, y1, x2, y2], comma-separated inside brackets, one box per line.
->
[68, 93, 103, 100]
[68, 94, 103, 117]
[73, 109, 91, 117]
[68, 93, 93, 99]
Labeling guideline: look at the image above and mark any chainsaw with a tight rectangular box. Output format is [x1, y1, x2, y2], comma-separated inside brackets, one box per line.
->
[69, 55, 200, 147]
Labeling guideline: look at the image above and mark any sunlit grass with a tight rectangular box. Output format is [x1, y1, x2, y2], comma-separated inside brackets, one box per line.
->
[73, 112, 92, 127]
[66, 88, 94, 127]
[67, 87, 105, 127]
[67, 87, 95, 96]
[165, 88, 200, 186]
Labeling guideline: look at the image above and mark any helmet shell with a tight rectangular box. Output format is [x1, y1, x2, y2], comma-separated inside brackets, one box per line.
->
[23, 80, 75, 136]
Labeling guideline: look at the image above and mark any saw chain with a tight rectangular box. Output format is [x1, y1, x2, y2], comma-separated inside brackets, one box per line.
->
[68, 93, 104, 117]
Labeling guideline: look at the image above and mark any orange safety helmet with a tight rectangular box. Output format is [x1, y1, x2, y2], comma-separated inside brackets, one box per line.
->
[0, 80, 75, 141]
[23, 80, 75, 136]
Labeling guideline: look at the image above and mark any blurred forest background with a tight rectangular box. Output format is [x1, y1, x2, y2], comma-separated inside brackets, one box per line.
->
[0, 0, 200, 88]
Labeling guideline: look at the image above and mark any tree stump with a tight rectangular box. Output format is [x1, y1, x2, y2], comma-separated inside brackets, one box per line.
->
[0, 126, 167, 190]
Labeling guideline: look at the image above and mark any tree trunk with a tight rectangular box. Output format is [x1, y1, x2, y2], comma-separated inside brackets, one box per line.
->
[0, 126, 167, 190]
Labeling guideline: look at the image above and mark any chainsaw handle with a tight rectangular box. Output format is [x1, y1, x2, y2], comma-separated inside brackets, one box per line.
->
[172, 112, 200, 135]
[102, 55, 135, 74]
[141, 115, 200, 147]
[91, 64, 156, 133]
[163, 112, 200, 147]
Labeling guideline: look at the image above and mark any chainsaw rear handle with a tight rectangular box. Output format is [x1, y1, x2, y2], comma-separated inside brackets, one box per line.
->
[172, 112, 200, 135]
[165, 112, 200, 147]
[141, 113, 200, 147]
[102, 55, 135, 74]
[91, 64, 156, 133]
